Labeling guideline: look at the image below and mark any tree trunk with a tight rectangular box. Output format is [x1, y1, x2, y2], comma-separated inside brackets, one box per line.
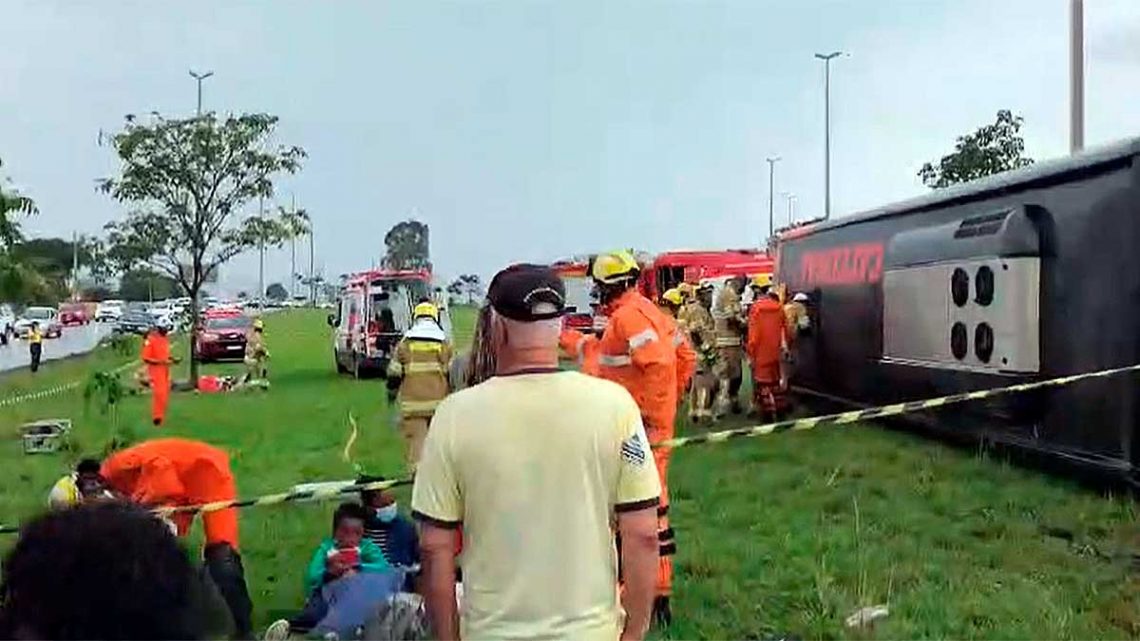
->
[188, 287, 201, 384]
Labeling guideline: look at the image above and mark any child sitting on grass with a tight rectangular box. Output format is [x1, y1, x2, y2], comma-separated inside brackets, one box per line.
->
[268, 502, 393, 638]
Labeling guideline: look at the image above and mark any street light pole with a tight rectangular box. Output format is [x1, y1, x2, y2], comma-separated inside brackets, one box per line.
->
[781, 192, 796, 225]
[1070, 0, 1084, 153]
[766, 156, 781, 243]
[189, 69, 214, 116]
[815, 51, 842, 220]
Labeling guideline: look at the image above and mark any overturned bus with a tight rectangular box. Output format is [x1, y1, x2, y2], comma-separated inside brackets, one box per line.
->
[776, 137, 1140, 479]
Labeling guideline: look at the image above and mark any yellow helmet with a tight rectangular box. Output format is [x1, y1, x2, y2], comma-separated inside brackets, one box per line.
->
[752, 273, 773, 289]
[252, 318, 265, 330]
[413, 302, 439, 321]
[591, 250, 640, 285]
[662, 288, 684, 306]
[676, 282, 695, 298]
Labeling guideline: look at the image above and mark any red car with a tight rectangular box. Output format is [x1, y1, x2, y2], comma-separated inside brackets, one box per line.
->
[195, 312, 252, 362]
[58, 303, 90, 326]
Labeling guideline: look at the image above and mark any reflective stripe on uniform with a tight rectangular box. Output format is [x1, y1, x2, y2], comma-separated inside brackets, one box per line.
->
[715, 337, 741, 347]
[387, 360, 404, 378]
[598, 354, 632, 367]
[628, 328, 659, 350]
[575, 337, 587, 365]
[672, 332, 685, 347]
[406, 362, 445, 374]
[400, 399, 441, 414]
[409, 342, 443, 353]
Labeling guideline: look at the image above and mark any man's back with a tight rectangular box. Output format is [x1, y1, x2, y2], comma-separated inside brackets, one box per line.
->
[412, 370, 660, 640]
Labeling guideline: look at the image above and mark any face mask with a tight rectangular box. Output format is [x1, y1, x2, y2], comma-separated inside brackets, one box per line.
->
[376, 504, 398, 523]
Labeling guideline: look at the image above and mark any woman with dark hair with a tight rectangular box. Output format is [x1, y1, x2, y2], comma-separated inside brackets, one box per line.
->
[0, 501, 228, 640]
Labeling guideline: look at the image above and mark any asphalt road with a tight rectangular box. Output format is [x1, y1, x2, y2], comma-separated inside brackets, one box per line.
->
[0, 322, 115, 374]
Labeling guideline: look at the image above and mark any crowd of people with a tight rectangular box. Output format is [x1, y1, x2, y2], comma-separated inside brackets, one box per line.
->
[0, 254, 809, 640]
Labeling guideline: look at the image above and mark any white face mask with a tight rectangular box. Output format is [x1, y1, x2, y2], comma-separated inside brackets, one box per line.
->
[376, 503, 398, 523]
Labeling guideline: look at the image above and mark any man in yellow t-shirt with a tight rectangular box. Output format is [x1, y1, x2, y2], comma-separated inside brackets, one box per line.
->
[412, 264, 662, 641]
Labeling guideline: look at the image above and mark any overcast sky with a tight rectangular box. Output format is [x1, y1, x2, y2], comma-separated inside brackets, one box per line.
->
[2, 0, 1138, 294]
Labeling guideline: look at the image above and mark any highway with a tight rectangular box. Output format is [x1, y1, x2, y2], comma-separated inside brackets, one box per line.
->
[0, 323, 115, 374]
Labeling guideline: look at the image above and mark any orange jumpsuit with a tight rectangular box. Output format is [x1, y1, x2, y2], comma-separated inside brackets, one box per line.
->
[101, 438, 240, 549]
[746, 296, 788, 417]
[565, 289, 679, 597]
[141, 330, 171, 425]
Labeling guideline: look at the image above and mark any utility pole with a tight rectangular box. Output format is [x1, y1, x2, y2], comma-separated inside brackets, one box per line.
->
[309, 225, 316, 305]
[815, 51, 843, 220]
[783, 192, 797, 225]
[188, 69, 214, 116]
[1070, 0, 1084, 153]
[766, 156, 781, 243]
[71, 231, 79, 300]
[257, 195, 265, 301]
[290, 194, 297, 299]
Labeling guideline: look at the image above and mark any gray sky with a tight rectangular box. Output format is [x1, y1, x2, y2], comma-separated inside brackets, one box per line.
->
[2, 1, 1138, 294]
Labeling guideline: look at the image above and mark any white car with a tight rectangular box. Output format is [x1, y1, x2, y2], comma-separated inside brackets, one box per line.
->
[95, 300, 124, 322]
[0, 304, 15, 343]
[14, 307, 63, 338]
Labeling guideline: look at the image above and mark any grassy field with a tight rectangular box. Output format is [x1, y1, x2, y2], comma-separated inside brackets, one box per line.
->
[1, 308, 1139, 638]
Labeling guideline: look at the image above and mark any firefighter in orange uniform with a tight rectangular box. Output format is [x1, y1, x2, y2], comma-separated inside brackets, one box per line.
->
[141, 320, 175, 426]
[745, 274, 788, 421]
[560, 250, 679, 626]
[100, 438, 252, 637]
[660, 287, 697, 401]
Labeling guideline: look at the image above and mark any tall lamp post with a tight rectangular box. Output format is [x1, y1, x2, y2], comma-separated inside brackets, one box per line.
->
[1070, 0, 1084, 153]
[781, 192, 797, 225]
[766, 156, 781, 244]
[189, 69, 214, 116]
[814, 51, 842, 220]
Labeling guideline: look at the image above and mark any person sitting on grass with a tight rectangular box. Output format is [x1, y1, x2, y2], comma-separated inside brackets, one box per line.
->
[47, 458, 115, 510]
[264, 502, 397, 639]
[358, 475, 420, 583]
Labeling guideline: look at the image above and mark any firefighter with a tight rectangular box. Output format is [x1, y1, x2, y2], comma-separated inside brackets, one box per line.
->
[141, 320, 175, 426]
[712, 277, 748, 417]
[660, 287, 697, 406]
[386, 302, 452, 471]
[659, 287, 684, 318]
[560, 250, 679, 626]
[785, 292, 810, 343]
[242, 318, 269, 383]
[746, 274, 788, 421]
[100, 438, 253, 638]
[681, 283, 718, 424]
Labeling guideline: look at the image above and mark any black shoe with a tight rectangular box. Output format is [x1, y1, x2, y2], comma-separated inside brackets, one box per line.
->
[731, 402, 744, 415]
[153, 417, 162, 426]
[652, 596, 672, 628]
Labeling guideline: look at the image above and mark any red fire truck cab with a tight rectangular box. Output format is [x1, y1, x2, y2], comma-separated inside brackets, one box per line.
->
[639, 249, 774, 302]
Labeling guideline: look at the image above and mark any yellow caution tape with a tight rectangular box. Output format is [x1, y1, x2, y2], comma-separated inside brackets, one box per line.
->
[3, 362, 1137, 533]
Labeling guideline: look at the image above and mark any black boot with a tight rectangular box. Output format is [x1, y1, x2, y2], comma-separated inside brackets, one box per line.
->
[204, 543, 253, 639]
[652, 596, 673, 628]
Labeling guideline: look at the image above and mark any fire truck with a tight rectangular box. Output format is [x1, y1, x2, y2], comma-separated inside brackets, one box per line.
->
[328, 268, 447, 378]
[776, 137, 1140, 480]
[638, 249, 774, 303]
[551, 258, 597, 334]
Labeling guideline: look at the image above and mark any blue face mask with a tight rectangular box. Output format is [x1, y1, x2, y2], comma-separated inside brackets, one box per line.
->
[376, 503, 398, 523]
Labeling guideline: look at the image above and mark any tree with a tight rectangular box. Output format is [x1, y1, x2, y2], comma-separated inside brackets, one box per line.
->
[118, 268, 179, 301]
[0, 157, 40, 302]
[918, 110, 1034, 189]
[383, 220, 430, 270]
[98, 112, 307, 381]
[457, 273, 482, 304]
[446, 279, 463, 303]
[265, 282, 288, 300]
[0, 158, 36, 248]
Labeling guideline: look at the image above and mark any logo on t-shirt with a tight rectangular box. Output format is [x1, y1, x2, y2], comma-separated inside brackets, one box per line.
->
[621, 433, 647, 466]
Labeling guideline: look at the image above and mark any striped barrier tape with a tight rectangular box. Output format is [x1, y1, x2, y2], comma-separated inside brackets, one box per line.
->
[2, 362, 1138, 533]
[0, 360, 136, 409]
[656, 362, 1140, 449]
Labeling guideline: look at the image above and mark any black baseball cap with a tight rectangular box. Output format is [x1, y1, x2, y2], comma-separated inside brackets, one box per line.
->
[487, 264, 566, 322]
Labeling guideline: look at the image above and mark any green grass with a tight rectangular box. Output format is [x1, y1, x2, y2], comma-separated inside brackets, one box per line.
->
[1, 307, 1139, 638]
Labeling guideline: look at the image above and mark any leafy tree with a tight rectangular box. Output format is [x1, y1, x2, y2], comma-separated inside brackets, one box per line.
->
[0, 158, 36, 248]
[918, 110, 1034, 189]
[458, 273, 482, 304]
[265, 282, 288, 300]
[383, 220, 430, 270]
[98, 112, 307, 380]
[446, 279, 463, 303]
[119, 268, 180, 301]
